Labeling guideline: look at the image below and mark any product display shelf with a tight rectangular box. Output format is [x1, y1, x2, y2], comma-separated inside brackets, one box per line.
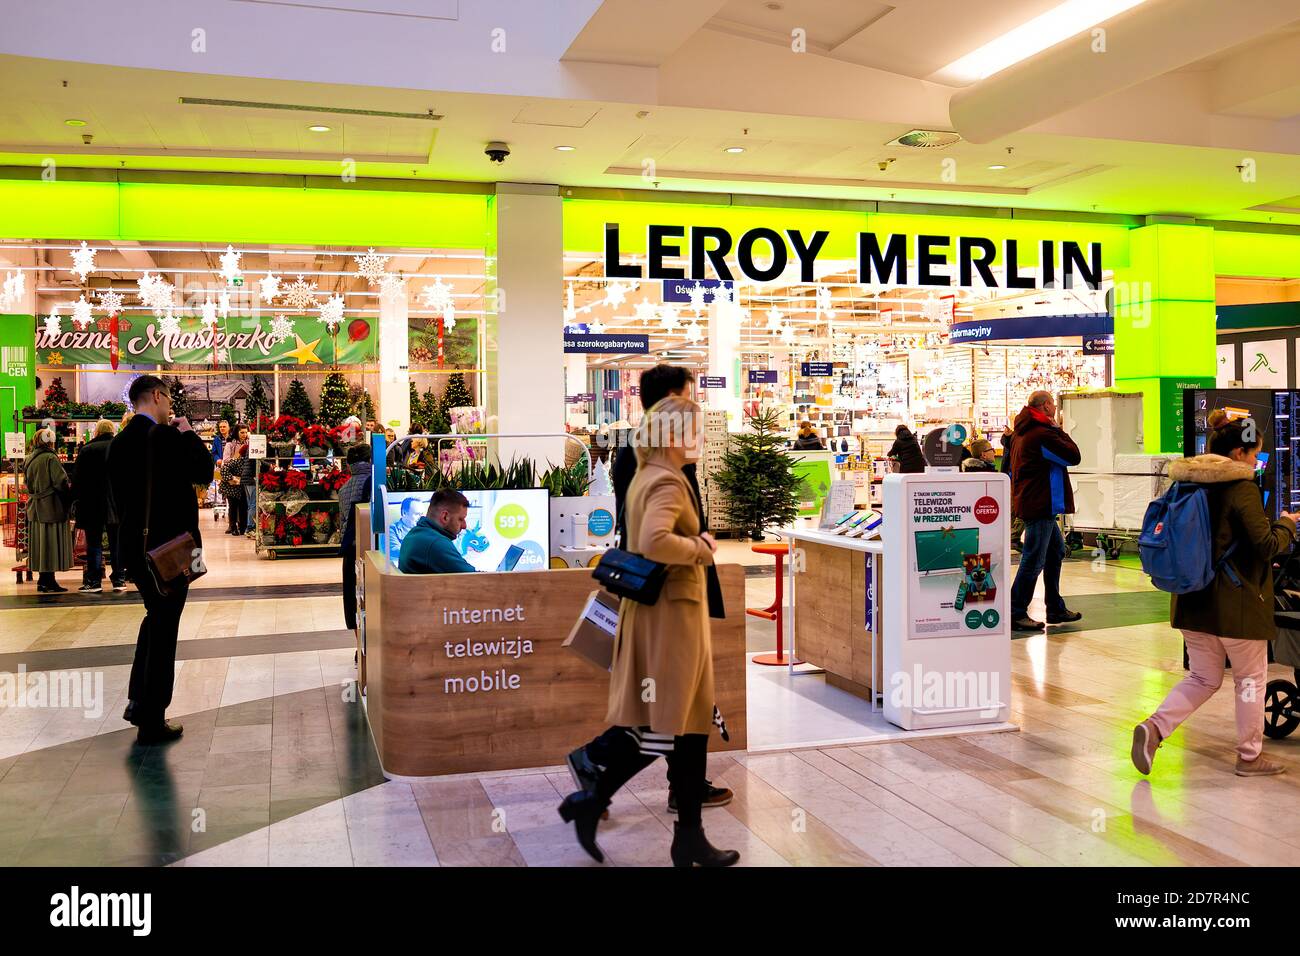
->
[254, 454, 345, 559]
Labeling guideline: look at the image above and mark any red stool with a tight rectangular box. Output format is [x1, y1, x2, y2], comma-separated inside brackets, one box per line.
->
[747, 542, 800, 666]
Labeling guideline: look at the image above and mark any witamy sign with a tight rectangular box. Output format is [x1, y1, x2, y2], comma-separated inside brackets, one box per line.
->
[605, 223, 1103, 289]
[440, 604, 534, 694]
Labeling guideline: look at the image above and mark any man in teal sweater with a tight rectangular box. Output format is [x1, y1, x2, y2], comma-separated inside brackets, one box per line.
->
[397, 489, 477, 574]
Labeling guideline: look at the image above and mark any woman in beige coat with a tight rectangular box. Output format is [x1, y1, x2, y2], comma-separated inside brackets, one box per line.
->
[559, 395, 738, 867]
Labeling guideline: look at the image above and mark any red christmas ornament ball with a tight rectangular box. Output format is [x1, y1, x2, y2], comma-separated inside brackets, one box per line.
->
[347, 318, 370, 342]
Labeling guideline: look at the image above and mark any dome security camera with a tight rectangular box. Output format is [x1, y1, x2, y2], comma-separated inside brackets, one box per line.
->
[485, 141, 511, 164]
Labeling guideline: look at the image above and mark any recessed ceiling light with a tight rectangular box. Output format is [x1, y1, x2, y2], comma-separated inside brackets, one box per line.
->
[308, 125, 331, 133]
[987, 164, 1007, 170]
[724, 146, 745, 154]
[555, 145, 575, 151]
[64, 119, 86, 127]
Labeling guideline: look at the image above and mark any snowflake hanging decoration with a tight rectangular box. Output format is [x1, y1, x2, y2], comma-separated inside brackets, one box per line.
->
[157, 309, 181, 337]
[379, 272, 406, 300]
[137, 273, 175, 315]
[70, 241, 96, 282]
[318, 293, 346, 331]
[761, 306, 782, 330]
[218, 290, 233, 319]
[1, 269, 25, 309]
[684, 320, 703, 344]
[442, 306, 456, 331]
[353, 248, 390, 286]
[713, 283, 734, 307]
[816, 286, 836, 320]
[282, 276, 318, 311]
[602, 282, 629, 310]
[633, 298, 657, 325]
[659, 303, 681, 333]
[588, 318, 607, 335]
[199, 298, 219, 327]
[216, 347, 230, 363]
[98, 289, 125, 315]
[72, 295, 93, 330]
[258, 273, 281, 304]
[218, 244, 242, 283]
[418, 278, 453, 313]
[43, 313, 62, 337]
[687, 282, 709, 314]
[268, 314, 295, 345]
[778, 321, 796, 345]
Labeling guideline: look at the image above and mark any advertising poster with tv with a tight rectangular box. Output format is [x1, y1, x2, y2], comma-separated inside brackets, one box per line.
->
[906, 479, 1007, 639]
[382, 489, 550, 573]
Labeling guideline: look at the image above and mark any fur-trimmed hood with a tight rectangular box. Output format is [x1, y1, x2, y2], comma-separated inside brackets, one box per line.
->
[1168, 453, 1255, 484]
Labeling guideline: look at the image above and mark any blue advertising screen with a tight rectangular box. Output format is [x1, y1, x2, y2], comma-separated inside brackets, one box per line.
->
[382, 488, 550, 573]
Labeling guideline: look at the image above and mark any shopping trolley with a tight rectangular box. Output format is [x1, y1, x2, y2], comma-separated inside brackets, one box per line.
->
[1265, 554, 1300, 738]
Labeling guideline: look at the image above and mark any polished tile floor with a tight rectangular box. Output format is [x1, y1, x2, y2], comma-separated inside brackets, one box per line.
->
[3, 536, 1300, 867]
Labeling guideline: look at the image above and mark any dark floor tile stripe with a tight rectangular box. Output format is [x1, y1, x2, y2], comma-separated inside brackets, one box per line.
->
[0, 582, 342, 610]
[0, 629, 356, 672]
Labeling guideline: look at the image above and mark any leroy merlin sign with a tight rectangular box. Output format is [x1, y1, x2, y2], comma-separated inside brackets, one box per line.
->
[34, 314, 376, 366]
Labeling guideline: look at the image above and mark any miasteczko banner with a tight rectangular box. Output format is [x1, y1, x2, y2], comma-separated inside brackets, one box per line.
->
[33, 313, 377, 367]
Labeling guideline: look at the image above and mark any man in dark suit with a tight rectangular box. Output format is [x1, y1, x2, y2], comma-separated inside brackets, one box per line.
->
[109, 375, 215, 745]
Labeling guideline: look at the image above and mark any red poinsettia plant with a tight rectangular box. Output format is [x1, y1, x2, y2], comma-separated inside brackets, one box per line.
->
[254, 415, 276, 434]
[310, 510, 332, 532]
[287, 512, 310, 532]
[316, 469, 349, 494]
[267, 415, 306, 441]
[282, 468, 309, 492]
[328, 423, 361, 450]
[259, 469, 284, 491]
[301, 424, 332, 450]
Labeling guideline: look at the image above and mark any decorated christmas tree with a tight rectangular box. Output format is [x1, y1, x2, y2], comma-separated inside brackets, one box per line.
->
[245, 376, 272, 423]
[439, 372, 473, 414]
[281, 377, 314, 423]
[420, 385, 448, 436]
[348, 384, 376, 425]
[318, 371, 350, 426]
[219, 403, 238, 429]
[711, 407, 802, 541]
[168, 377, 191, 420]
[44, 377, 69, 407]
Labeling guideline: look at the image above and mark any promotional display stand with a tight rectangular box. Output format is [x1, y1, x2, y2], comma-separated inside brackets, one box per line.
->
[881, 471, 1012, 730]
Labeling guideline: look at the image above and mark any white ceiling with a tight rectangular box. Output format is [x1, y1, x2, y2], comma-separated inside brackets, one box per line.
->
[0, 0, 1299, 223]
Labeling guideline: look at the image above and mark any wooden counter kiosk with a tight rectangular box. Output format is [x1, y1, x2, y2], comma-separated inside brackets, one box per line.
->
[352, 505, 747, 778]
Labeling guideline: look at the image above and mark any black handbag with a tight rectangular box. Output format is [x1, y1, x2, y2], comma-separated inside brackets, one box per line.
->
[592, 547, 667, 605]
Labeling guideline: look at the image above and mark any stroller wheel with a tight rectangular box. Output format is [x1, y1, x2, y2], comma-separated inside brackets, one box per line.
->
[1263, 680, 1300, 739]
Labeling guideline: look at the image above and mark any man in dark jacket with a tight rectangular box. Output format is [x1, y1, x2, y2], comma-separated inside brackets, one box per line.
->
[888, 425, 926, 473]
[1000, 425, 1023, 549]
[73, 420, 125, 593]
[1009, 391, 1083, 631]
[109, 375, 215, 745]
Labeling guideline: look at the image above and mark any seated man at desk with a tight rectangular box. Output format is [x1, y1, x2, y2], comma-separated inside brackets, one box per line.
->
[397, 490, 477, 574]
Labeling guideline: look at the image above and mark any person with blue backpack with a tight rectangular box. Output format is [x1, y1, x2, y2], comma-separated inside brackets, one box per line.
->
[1009, 391, 1084, 631]
[1133, 409, 1297, 778]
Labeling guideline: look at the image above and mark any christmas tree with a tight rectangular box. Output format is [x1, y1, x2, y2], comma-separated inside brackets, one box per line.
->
[439, 372, 473, 414]
[281, 377, 314, 423]
[318, 371, 350, 426]
[168, 377, 191, 420]
[44, 377, 69, 407]
[348, 384, 376, 425]
[219, 403, 238, 429]
[408, 381, 422, 429]
[245, 376, 272, 423]
[711, 407, 802, 541]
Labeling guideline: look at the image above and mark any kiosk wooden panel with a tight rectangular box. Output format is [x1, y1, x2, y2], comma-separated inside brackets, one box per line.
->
[793, 539, 882, 699]
[362, 555, 747, 777]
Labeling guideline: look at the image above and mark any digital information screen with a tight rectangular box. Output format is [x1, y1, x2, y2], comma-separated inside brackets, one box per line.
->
[1185, 388, 1293, 520]
[381, 488, 551, 573]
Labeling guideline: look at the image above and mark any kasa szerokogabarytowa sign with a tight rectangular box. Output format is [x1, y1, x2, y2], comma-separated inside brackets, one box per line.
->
[606, 224, 1102, 290]
[35, 314, 375, 366]
[562, 333, 649, 354]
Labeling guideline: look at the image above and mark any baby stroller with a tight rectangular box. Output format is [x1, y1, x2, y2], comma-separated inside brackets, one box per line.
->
[1265, 553, 1300, 738]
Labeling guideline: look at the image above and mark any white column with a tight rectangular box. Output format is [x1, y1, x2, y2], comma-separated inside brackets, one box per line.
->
[707, 297, 742, 428]
[487, 183, 565, 464]
[377, 284, 409, 431]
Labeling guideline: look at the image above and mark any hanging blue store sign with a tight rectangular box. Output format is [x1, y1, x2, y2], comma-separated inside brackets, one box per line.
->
[662, 279, 734, 304]
[749, 369, 779, 384]
[563, 334, 650, 354]
[700, 376, 727, 389]
[801, 362, 834, 377]
[566, 393, 597, 403]
[1082, 334, 1115, 355]
[947, 313, 1112, 345]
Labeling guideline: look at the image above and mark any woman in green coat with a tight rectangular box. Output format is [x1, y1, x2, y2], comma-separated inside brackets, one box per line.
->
[25, 427, 73, 592]
[1132, 410, 1297, 778]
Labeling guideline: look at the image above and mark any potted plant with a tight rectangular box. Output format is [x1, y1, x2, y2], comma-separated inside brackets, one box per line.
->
[710, 407, 802, 542]
[310, 509, 333, 544]
[286, 512, 309, 546]
[282, 467, 309, 502]
[258, 467, 284, 502]
[317, 468, 349, 498]
[301, 424, 331, 457]
[267, 415, 306, 457]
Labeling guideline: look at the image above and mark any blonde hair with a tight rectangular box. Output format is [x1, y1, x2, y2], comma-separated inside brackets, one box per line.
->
[93, 418, 115, 439]
[634, 394, 702, 464]
[120, 411, 133, 429]
[34, 428, 55, 449]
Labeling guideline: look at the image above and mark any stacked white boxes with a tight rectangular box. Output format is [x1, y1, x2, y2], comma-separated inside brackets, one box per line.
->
[699, 409, 736, 533]
[1061, 392, 1145, 530]
[1113, 454, 1176, 529]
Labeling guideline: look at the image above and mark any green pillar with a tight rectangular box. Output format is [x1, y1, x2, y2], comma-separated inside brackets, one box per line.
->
[1112, 223, 1216, 453]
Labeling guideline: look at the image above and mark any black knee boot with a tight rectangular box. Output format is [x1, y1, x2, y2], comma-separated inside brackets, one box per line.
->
[666, 734, 738, 867]
[670, 821, 740, 868]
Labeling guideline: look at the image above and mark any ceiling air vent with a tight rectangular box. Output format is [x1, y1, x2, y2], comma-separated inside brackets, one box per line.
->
[885, 129, 962, 149]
